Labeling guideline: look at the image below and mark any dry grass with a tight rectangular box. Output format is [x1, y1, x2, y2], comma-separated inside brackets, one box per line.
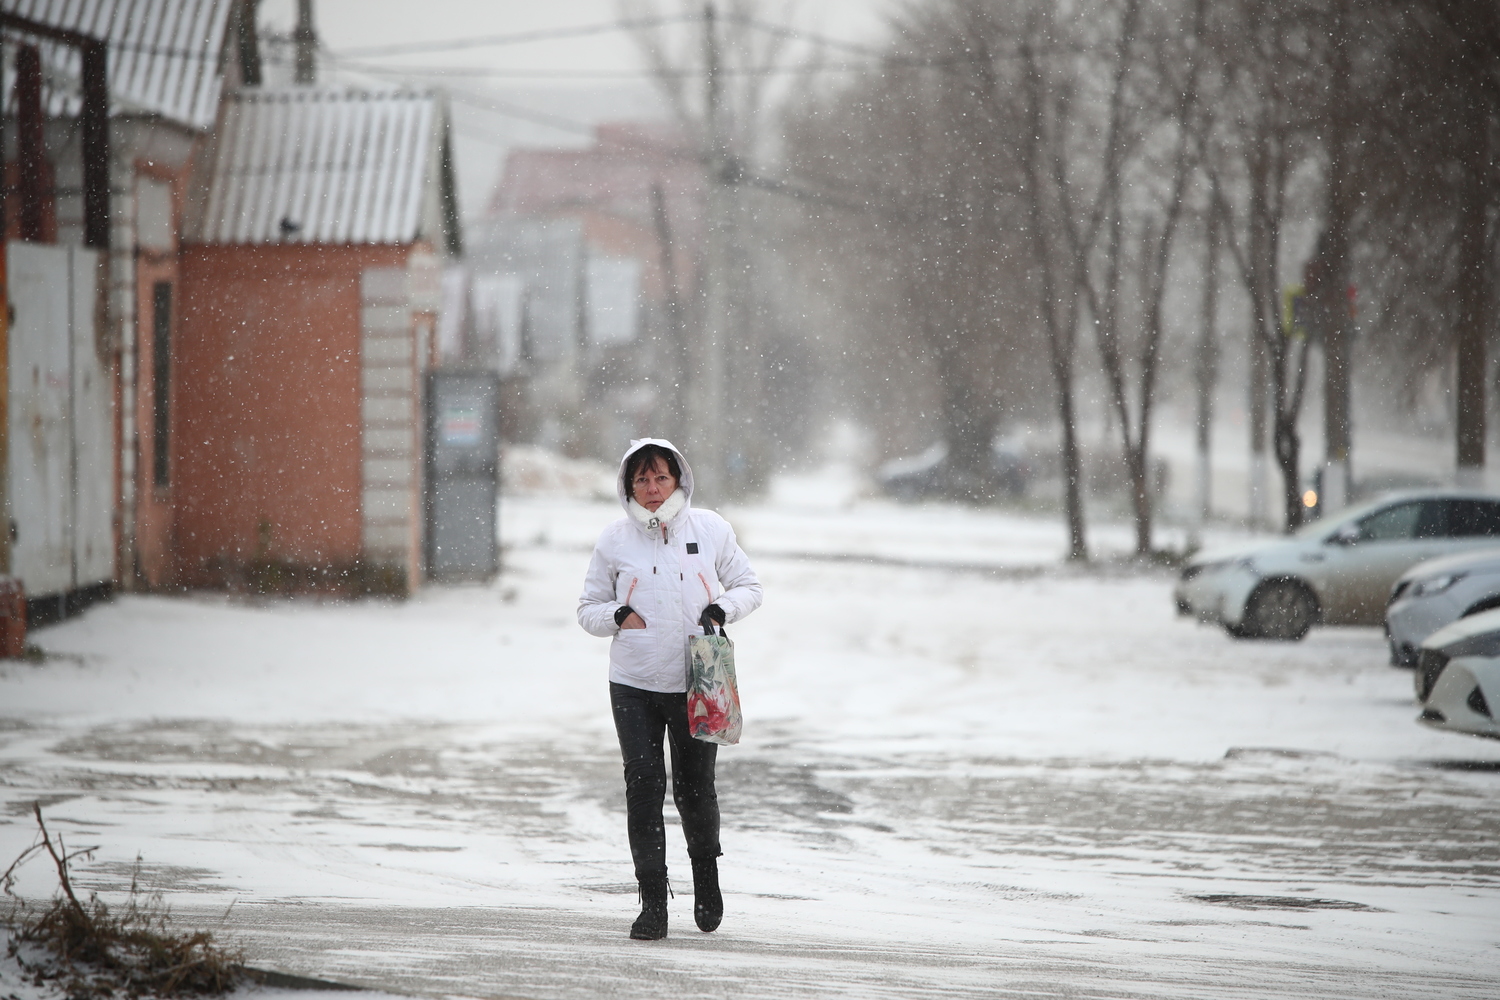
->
[2, 804, 242, 999]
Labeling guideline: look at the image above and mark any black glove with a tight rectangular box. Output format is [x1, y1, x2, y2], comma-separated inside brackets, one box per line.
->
[702, 603, 726, 627]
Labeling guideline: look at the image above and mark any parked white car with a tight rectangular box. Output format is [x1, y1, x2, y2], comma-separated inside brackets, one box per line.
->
[1175, 491, 1500, 640]
[1414, 607, 1500, 740]
[1385, 548, 1500, 666]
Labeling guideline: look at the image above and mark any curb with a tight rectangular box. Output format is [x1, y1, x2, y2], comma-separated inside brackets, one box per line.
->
[241, 967, 367, 992]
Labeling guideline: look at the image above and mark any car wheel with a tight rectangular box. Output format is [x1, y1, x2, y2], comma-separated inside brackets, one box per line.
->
[1240, 579, 1318, 640]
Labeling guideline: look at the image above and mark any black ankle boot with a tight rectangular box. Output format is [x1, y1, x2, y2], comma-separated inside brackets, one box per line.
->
[630, 875, 670, 940]
[691, 857, 722, 933]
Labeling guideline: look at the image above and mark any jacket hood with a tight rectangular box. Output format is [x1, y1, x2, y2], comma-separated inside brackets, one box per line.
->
[616, 438, 695, 517]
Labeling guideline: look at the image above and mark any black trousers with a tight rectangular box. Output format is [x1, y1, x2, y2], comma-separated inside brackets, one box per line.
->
[610, 681, 721, 881]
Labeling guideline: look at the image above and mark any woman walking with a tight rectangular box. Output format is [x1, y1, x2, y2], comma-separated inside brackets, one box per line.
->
[578, 439, 763, 940]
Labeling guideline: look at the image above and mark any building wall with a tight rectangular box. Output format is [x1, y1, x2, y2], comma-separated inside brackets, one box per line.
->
[174, 242, 410, 587]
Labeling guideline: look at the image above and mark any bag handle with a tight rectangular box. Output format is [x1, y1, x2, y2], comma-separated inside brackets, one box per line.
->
[699, 606, 727, 638]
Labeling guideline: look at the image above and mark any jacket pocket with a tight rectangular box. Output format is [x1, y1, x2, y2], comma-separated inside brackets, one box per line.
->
[611, 626, 655, 673]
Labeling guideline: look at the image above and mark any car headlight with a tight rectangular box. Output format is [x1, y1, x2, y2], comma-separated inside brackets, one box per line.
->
[1181, 557, 1256, 581]
[1181, 556, 1257, 582]
[1412, 572, 1467, 598]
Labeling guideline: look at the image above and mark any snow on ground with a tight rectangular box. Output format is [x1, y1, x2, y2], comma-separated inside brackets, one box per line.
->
[2, 494, 1499, 999]
[504, 463, 1260, 570]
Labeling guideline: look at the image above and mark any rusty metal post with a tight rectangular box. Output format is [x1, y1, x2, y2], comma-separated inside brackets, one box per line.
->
[81, 40, 110, 250]
[0, 39, 10, 580]
[294, 0, 317, 84]
[16, 43, 45, 243]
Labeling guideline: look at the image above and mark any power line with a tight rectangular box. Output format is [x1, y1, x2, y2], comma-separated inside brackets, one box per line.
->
[331, 14, 694, 59]
[725, 14, 888, 59]
[1, 12, 696, 64]
[334, 59, 878, 81]
[436, 82, 917, 224]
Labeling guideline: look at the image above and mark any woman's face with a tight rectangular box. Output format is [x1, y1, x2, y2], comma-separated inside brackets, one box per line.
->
[631, 457, 678, 512]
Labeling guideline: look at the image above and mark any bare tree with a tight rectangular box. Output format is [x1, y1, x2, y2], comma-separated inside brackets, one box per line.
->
[1198, 0, 1328, 532]
[1047, 0, 1206, 555]
[1098, 0, 1206, 554]
[1351, 0, 1500, 483]
[1014, 5, 1102, 561]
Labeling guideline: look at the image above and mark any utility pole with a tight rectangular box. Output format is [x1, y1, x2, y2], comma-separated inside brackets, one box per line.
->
[1248, 327, 1268, 529]
[236, 0, 264, 87]
[294, 0, 317, 85]
[693, 1, 728, 502]
[1455, 92, 1489, 489]
[650, 184, 689, 445]
[1194, 208, 1220, 534]
[0, 38, 9, 580]
[1318, 0, 1354, 513]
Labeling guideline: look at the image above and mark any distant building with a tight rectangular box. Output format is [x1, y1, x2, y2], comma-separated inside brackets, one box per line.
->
[469, 123, 703, 459]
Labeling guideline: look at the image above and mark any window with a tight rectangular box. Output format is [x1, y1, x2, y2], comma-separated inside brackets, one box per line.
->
[1449, 500, 1500, 537]
[1358, 502, 1423, 541]
[152, 281, 171, 487]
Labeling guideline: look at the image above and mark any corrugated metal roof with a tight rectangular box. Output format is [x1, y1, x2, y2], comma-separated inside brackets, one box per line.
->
[193, 87, 439, 246]
[4, 0, 231, 130]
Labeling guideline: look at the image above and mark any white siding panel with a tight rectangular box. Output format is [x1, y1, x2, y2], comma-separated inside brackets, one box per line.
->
[362, 396, 413, 423]
[363, 523, 410, 550]
[362, 306, 410, 334]
[363, 458, 414, 486]
[362, 488, 412, 520]
[361, 365, 414, 393]
[364, 428, 413, 454]
[362, 336, 413, 364]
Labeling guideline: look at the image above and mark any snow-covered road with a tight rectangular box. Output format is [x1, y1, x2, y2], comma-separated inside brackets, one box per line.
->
[3, 497, 1499, 998]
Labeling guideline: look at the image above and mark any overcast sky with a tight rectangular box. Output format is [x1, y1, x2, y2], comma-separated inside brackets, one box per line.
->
[255, 1, 898, 220]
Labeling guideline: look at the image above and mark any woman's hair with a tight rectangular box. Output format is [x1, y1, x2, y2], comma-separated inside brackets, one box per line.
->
[624, 444, 682, 498]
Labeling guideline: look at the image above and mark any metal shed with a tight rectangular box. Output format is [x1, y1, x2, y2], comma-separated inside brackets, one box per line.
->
[171, 84, 459, 594]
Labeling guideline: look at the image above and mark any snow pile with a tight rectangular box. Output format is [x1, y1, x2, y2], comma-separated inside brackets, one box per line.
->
[501, 444, 615, 501]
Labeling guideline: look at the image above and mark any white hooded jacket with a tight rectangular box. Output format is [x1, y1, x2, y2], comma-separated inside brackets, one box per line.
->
[577, 439, 763, 693]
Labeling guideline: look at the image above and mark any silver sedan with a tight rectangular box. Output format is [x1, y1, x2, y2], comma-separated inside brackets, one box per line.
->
[1176, 491, 1500, 640]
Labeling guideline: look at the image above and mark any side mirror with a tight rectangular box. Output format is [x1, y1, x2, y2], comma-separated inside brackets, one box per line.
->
[1329, 523, 1362, 546]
